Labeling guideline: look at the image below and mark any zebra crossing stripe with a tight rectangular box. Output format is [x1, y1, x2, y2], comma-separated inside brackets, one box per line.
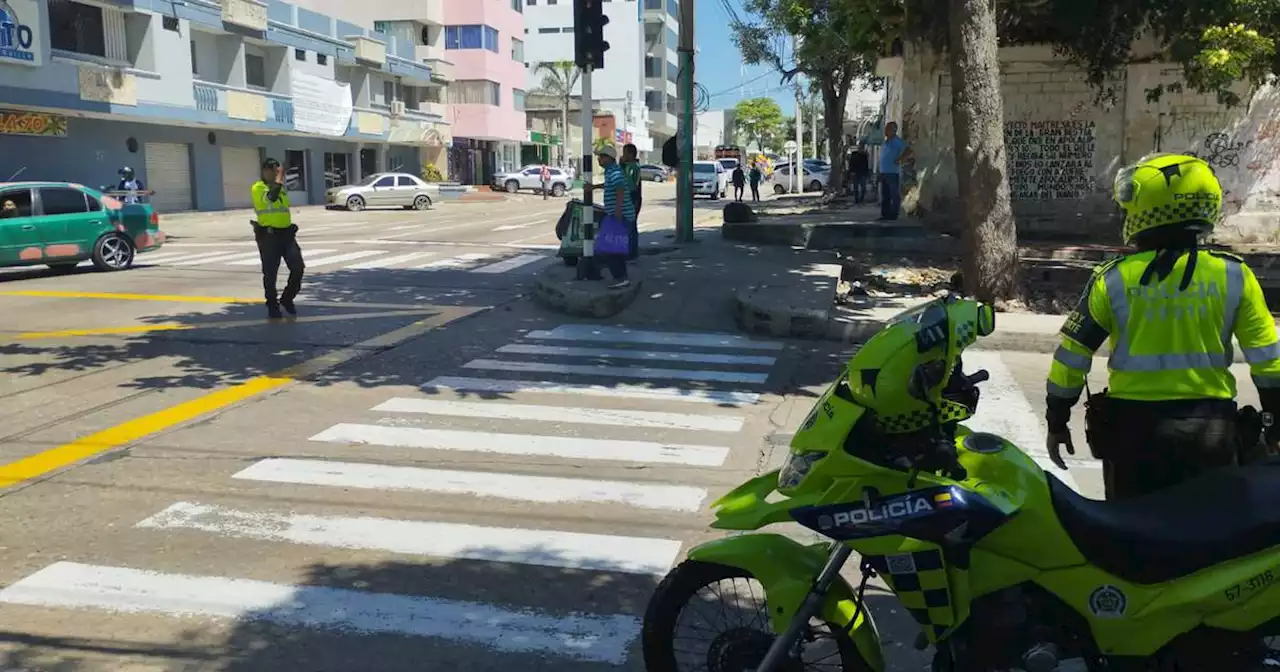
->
[137, 502, 682, 575]
[414, 253, 496, 270]
[309, 423, 730, 466]
[302, 250, 387, 267]
[372, 398, 745, 432]
[526, 324, 785, 350]
[345, 251, 440, 269]
[463, 359, 770, 384]
[498, 343, 778, 366]
[228, 249, 336, 265]
[171, 251, 260, 266]
[423, 376, 762, 405]
[0, 562, 640, 664]
[232, 458, 709, 512]
[470, 254, 546, 274]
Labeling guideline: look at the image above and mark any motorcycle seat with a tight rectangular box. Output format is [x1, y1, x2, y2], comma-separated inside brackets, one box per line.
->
[1048, 460, 1280, 584]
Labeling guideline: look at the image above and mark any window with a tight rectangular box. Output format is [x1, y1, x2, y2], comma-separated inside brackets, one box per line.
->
[511, 38, 524, 62]
[537, 27, 559, 34]
[667, 27, 677, 47]
[644, 0, 661, 8]
[644, 56, 660, 78]
[0, 189, 33, 217]
[483, 26, 499, 52]
[40, 188, 89, 216]
[547, 0, 557, 4]
[190, 39, 197, 75]
[162, 16, 179, 32]
[668, 0, 679, 15]
[667, 61, 679, 84]
[513, 89, 526, 111]
[285, 150, 306, 192]
[445, 25, 483, 49]
[383, 79, 394, 104]
[397, 175, 420, 187]
[448, 80, 501, 106]
[295, 48, 306, 61]
[86, 193, 102, 211]
[245, 53, 266, 89]
[373, 176, 395, 188]
[528, 0, 536, 4]
[49, 0, 107, 58]
[512, 0, 523, 10]
[317, 53, 328, 65]
[323, 152, 349, 189]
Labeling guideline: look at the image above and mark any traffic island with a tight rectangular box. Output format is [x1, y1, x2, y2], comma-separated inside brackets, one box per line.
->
[532, 262, 644, 318]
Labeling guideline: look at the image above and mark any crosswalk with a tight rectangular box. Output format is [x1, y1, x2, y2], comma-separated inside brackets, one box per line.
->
[119, 245, 555, 275]
[0, 324, 786, 666]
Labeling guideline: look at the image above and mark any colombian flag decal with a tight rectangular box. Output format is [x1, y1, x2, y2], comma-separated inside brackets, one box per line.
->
[934, 492, 953, 508]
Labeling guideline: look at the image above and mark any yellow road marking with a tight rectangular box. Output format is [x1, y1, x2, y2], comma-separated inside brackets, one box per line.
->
[14, 309, 438, 340]
[0, 290, 260, 304]
[0, 304, 483, 493]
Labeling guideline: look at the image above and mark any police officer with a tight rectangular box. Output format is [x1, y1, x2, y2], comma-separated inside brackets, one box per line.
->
[1045, 152, 1280, 500]
[251, 158, 305, 319]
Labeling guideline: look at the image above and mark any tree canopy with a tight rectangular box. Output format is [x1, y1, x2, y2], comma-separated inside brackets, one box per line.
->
[732, 97, 786, 151]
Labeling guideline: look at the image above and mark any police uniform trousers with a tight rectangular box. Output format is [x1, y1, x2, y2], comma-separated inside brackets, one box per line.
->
[253, 223, 305, 305]
[1096, 398, 1239, 500]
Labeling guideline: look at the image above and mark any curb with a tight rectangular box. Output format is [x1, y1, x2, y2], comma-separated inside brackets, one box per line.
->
[532, 268, 644, 318]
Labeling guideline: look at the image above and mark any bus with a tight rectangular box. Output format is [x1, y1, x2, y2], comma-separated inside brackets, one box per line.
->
[714, 145, 743, 161]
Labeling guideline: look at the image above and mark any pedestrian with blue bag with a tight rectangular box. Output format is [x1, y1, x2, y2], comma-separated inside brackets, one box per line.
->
[593, 145, 634, 289]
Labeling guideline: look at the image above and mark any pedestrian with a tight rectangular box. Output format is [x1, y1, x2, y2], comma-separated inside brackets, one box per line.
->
[877, 122, 911, 220]
[1044, 152, 1280, 500]
[748, 162, 763, 202]
[595, 145, 633, 288]
[621, 143, 642, 260]
[540, 164, 551, 200]
[251, 157, 306, 319]
[732, 165, 746, 201]
[114, 166, 153, 205]
[848, 142, 871, 204]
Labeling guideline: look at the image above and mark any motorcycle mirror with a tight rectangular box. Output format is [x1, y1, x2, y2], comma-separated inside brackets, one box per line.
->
[977, 303, 996, 337]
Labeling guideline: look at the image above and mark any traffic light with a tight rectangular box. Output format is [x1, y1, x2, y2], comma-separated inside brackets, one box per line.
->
[573, 0, 610, 69]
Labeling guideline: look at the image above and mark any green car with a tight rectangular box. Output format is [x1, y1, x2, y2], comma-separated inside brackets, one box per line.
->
[0, 181, 165, 272]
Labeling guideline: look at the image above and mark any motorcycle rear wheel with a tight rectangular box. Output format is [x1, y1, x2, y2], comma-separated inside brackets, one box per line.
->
[642, 560, 872, 672]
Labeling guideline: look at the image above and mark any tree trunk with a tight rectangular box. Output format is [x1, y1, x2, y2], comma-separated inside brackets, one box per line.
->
[821, 78, 850, 195]
[948, 0, 1020, 302]
[561, 102, 570, 166]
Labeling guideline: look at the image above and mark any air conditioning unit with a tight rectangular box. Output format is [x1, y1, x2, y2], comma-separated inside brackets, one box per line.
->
[390, 101, 406, 116]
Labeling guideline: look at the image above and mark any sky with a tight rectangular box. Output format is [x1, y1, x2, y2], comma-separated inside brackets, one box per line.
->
[692, 0, 799, 115]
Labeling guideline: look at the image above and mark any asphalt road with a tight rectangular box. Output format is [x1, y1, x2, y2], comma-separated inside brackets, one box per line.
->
[0, 184, 1260, 671]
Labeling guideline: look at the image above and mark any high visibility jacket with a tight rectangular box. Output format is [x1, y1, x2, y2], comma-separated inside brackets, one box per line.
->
[251, 180, 291, 228]
[1048, 249, 1280, 404]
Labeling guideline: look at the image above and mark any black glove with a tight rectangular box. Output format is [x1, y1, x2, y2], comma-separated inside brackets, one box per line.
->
[1045, 398, 1074, 470]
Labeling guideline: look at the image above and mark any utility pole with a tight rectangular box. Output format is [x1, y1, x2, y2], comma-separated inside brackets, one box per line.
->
[574, 0, 609, 280]
[675, 0, 695, 242]
[792, 36, 804, 195]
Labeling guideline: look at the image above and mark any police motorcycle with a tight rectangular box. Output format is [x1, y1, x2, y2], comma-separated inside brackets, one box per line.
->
[640, 294, 1280, 672]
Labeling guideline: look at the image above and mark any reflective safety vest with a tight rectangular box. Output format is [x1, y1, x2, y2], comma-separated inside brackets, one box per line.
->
[1048, 249, 1280, 404]
[251, 180, 291, 228]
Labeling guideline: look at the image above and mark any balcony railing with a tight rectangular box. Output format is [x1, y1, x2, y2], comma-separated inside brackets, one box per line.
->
[273, 98, 294, 125]
[192, 81, 294, 126]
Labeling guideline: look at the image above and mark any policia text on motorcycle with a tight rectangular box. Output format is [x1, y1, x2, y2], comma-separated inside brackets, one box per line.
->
[251, 158, 306, 319]
[1045, 153, 1280, 500]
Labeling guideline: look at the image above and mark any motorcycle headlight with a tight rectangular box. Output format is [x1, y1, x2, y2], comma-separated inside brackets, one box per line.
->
[778, 451, 825, 490]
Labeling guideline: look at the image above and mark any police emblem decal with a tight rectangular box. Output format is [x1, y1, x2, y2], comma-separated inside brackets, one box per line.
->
[817, 514, 833, 530]
[1088, 585, 1126, 618]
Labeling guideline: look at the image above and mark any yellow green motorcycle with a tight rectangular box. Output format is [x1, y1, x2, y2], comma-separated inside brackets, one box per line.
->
[641, 295, 1280, 672]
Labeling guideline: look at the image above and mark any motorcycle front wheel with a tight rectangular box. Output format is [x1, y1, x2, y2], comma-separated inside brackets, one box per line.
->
[642, 560, 872, 672]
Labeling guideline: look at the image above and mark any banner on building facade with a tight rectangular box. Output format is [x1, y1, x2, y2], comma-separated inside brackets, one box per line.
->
[0, 109, 67, 136]
[291, 71, 353, 137]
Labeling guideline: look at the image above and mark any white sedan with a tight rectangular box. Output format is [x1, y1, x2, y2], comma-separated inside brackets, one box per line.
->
[326, 172, 437, 212]
[768, 164, 829, 194]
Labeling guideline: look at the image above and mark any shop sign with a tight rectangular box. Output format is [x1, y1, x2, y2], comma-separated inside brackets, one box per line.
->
[614, 129, 633, 144]
[0, 0, 41, 67]
[0, 109, 67, 136]
[526, 131, 562, 146]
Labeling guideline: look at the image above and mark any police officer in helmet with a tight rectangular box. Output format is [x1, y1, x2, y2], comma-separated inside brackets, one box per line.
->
[1044, 152, 1280, 499]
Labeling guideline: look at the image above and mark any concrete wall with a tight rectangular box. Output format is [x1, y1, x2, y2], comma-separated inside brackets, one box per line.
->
[885, 42, 1280, 243]
[442, 0, 525, 142]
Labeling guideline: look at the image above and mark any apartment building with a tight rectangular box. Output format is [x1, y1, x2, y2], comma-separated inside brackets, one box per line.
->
[522, 0, 652, 157]
[642, 0, 679, 154]
[0, 0, 451, 212]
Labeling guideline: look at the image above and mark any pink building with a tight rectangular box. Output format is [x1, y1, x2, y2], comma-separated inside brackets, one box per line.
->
[442, 0, 528, 185]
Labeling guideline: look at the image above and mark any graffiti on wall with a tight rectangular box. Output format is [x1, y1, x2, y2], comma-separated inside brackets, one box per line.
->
[1004, 120, 1097, 199]
[1190, 132, 1247, 168]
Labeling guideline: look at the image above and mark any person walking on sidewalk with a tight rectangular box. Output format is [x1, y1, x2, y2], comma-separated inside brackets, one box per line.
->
[597, 145, 633, 288]
[251, 157, 306, 319]
[878, 122, 911, 220]
[621, 143, 642, 260]
[848, 142, 871, 204]
[749, 162, 763, 202]
[731, 165, 746, 201]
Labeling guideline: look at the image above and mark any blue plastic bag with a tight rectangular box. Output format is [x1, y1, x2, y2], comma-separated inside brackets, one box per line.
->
[595, 214, 630, 256]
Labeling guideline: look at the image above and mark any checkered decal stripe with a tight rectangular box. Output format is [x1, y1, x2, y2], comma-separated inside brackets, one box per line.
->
[865, 549, 954, 640]
[1123, 200, 1218, 240]
[955, 320, 977, 348]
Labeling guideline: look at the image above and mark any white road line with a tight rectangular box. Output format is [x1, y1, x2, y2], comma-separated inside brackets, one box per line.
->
[344, 251, 440, 269]
[306, 239, 560, 250]
[470, 254, 547, 274]
[138, 502, 682, 575]
[463, 359, 770, 384]
[380, 212, 558, 239]
[228, 249, 336, 265]
[135, 251, 215, 264]
[301, 250, 387, 268]
[960, 351, 1082, 492]
[526, 324, 785, 351]
[146, 250, 247, 265]
[372, 398, 745, 432]
[0, 562, 639, 664]
[492, 221, 538, 231]
[498, 343, 778, 367]
[310, 423, 730, 466]
[171, 251, 260, 266]
[424, 376, 762, 406]
[233, 458, 709, 512]
[415, 253, 496, 270]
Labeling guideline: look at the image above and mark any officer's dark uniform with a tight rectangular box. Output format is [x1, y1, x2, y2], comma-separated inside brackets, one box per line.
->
[251, 158, 305, 319]
[1045, 153, 1280, 499]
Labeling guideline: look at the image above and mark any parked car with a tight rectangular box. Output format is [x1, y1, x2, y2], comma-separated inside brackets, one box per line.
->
[716, 158, 739, 195]
[768, 164, 829, 194]
[0, 181, 164, 272]
[692, 161, 724, 199]
[326, 172, 437, 212]
[639, 164, 669, 182]
[493, 165, 571, 196]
